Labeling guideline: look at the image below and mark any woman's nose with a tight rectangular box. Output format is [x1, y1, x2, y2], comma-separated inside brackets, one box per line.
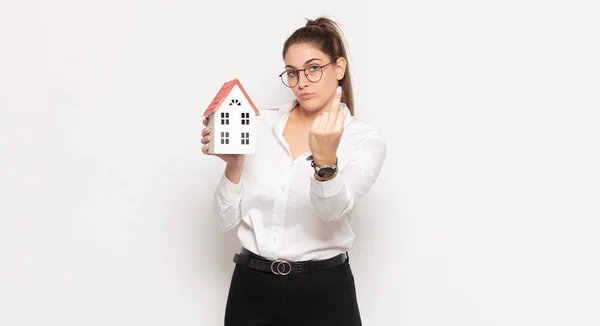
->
[297, 73, 309, 89]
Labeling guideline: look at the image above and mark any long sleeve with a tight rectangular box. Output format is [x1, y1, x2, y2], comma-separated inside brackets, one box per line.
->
[309, 129, 386, 222]
[212, 172, 244, 231]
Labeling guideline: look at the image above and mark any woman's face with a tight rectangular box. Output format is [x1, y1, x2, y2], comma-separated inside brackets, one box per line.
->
[283, 43, 346, 113]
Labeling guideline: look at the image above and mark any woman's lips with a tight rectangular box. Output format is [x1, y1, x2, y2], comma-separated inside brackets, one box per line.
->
[299, 93, 314, 100]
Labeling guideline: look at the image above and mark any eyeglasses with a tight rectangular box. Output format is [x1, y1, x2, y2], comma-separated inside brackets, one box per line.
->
[278, 61, 335, 88]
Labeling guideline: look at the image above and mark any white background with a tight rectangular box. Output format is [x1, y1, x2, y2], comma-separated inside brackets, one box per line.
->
[1, 0, 599, 325]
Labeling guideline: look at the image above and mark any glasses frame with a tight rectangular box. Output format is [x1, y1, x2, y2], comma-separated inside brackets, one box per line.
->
[278, 61, 336, 88]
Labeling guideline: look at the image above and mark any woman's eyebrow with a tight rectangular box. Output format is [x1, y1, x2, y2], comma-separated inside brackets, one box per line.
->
[285, 58, 323, 69]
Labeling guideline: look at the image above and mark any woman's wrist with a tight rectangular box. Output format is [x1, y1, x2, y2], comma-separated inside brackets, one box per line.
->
[225, 157, 244, 184]
[311, 153, 337, 167]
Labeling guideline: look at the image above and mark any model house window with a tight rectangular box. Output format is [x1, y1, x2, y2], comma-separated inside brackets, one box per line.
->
[220, 112, 229, 125]
[241, 112, 250, 125]
[241, 132, 249, 145]
[221, 132, 229, 144]
[229, 99, 241, 106]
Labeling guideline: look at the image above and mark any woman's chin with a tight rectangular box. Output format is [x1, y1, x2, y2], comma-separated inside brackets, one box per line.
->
[298, 99, 323, 112]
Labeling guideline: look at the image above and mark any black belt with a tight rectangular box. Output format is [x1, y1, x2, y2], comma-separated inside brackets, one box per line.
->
[233, 248, 348, 275]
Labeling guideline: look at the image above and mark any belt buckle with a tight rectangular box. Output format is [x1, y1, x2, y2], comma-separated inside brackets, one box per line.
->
[270, 259, 292, 275]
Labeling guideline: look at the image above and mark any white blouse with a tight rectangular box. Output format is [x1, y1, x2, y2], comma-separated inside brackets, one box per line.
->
[212, 100, 386, 261]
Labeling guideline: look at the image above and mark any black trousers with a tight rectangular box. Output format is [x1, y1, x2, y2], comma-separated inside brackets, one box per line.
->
[224, 253, 362, 326]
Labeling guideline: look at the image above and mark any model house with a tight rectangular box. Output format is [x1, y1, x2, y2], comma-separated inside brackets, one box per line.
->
[203, 79, 259, 154]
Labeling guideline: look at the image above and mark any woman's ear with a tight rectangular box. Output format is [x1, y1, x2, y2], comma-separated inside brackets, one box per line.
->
[335, 57, 347, 80]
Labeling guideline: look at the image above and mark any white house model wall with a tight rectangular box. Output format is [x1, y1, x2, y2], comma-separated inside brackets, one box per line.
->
[208, 85, 256, 155]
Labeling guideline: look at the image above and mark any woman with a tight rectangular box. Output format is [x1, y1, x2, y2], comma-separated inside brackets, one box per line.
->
[202, 17, 386, 326]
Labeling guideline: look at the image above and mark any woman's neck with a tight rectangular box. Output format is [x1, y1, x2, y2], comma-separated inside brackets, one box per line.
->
[290, 102, 329, 126]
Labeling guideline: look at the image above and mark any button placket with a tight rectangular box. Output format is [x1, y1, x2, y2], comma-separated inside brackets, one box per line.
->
[270, 161, 295, 254]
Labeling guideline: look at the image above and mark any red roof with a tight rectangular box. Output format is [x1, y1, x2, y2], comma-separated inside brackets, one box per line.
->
[203, 79, 259, 117]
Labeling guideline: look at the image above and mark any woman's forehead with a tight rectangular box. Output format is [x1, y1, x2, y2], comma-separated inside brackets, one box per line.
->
[284, 43, 327, 67]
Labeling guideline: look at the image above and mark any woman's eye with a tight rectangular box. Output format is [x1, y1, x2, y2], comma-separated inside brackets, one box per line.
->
[286, 71, 297, 77]
[308, 65, 320, 72]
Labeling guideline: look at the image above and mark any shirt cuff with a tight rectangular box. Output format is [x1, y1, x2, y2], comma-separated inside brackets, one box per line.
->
[310, 173, 345, 198]
[217, 173, 244, 203]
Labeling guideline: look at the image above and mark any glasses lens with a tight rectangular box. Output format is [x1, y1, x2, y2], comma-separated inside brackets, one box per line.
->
[280, 71, 298, 88]
[306, 65, 323, 82]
